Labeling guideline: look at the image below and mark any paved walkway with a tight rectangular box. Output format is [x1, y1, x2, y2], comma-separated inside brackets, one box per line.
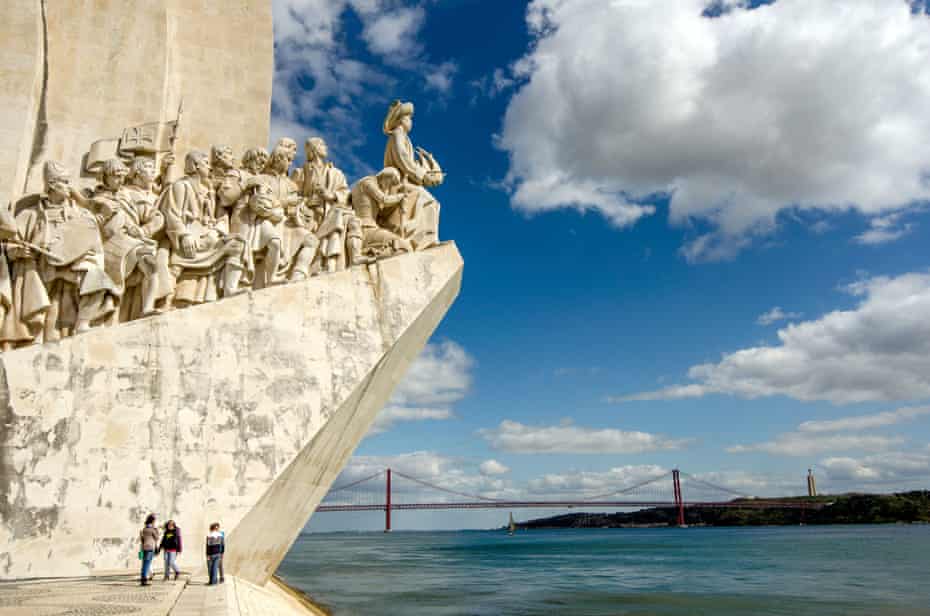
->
[0, 572, 326, 616]
[0, 571, 187, 615]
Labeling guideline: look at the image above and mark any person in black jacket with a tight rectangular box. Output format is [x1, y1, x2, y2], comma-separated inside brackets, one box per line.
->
[159, 520, 183, 581]
[205, 522, 225, 585]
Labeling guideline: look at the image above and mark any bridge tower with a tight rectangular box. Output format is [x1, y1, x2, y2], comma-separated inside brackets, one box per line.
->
[672, 469, 686, 527]
[385, 468, 393, 533]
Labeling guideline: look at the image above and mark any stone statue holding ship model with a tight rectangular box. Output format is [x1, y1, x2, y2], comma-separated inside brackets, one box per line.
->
[0, 100, 445, 350]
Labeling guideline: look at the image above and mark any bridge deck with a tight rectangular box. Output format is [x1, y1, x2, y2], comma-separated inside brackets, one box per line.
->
[317, 500, 825, 512]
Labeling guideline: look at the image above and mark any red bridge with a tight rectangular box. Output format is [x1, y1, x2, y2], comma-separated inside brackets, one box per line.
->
[316, 468, 824, 531]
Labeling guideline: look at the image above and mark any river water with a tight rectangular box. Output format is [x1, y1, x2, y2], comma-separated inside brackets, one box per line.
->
[277, 525, 930, 615]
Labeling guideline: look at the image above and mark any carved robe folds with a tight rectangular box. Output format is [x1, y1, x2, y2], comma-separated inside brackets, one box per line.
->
[118, 185, 174, 319]
[350, 175, 411, 259]
[160, 177, 244, 305]
[294, 162, 352, 271]
[253, 173, 317, 287]
[384, 127, 441, 250]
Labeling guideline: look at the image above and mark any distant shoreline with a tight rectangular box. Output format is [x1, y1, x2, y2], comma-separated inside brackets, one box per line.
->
[514, 491, 930, 529]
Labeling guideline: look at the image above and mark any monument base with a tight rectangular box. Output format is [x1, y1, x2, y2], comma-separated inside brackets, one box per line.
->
[0, 243, 464, 584]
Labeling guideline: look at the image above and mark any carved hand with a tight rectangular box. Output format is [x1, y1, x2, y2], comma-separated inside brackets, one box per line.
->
[423, 170, 445, 187]
[179, 235, 196, 258]
[8, 244, 34, 260]
[269, 208, 285, 224]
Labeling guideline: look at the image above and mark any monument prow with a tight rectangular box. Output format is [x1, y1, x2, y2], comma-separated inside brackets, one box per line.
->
[0, 242, 463, 582]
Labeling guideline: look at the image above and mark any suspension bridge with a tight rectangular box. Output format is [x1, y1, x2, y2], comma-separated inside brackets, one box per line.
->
[316, 468, 825, 531]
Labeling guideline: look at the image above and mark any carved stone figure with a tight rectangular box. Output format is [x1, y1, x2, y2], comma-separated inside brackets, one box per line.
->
[0, 97, 448, 350]
[90, 159, 163, 321]
[252, 145, 319, 286]
[292, 137, 353, 273]
[120, 157, 174, 319]
[383, 101, 443, 250]
[210, 145, 237, 193]
[0, 162, 116, 347]
[350, 167, 412, 262]
[241, 148, 270, 176]
[279, 138, 298, 165]
[233, 179, 286, 290]
[215, 148, 271, 295]
[159, 151, 245, 306]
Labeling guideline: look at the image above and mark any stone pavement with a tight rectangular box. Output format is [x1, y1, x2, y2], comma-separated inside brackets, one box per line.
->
[0, 571, 187, 615]
[0, 571, 326, 616]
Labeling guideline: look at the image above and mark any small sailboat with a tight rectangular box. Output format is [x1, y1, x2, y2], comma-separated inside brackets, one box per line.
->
[507, 512, 516, 535]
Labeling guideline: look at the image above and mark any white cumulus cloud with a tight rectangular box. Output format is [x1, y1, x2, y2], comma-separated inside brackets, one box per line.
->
[757, 306, 802, 326]
[479, 420, 691, 454]
[727, 433, 903, 457]
[612, 271, 930, 405]
[798, 406, 930, 433]
[526, 465, 668, 497]
[361, 6, 425, 58]
[498, 0, 930, 261]
[326, 451, 520, 503]
[271, 0, 454, 173]
[479, 460, 510, 476]
[369, 340, 473, 435]
[820, 452, 930, 483]
[854, 212, 915, 246]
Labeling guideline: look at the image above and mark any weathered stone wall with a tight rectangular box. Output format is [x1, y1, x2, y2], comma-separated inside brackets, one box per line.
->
[0, 0, 44, 209]
[0, 0, 273, 202]
[0, 243, 463, 582]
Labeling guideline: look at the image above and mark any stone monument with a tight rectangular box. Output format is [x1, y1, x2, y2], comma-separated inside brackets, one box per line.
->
[0, 0, 461, 593]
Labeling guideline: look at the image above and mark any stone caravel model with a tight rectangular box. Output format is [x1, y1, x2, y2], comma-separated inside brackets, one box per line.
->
[0, 0, 459, 586]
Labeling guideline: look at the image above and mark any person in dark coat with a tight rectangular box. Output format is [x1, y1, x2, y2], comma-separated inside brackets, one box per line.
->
[159, 519, 183, 581]
[205, 522, 225, 585]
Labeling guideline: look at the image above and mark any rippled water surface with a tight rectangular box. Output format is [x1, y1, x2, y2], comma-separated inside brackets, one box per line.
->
[277, 525, 930, 615]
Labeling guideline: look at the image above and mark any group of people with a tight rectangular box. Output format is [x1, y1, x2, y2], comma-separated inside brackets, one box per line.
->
[0, 100, 443, 350]
[139, 514, 227, 586]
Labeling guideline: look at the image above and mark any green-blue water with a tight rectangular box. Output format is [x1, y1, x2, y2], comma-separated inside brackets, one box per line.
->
[278, 525, 930, 615]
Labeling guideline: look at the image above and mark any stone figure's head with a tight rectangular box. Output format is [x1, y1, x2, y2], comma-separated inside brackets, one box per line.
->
[211, 145, 236, 171]
[185, 150, 211, 180]
[43, 161, 71, 203]
[305, 137, 328, 162]
[241, 148, 269, 175]
[377, 167, 402, 190]
[276, 138, 298, 164]
[383, 100, 414, 135]
[101, 158, 129, 191]
[127, 157, 157, 188]
[269, 145, 292, 175]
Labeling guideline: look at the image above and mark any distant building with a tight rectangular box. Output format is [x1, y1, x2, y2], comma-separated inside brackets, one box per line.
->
[807, 469, 818, 497]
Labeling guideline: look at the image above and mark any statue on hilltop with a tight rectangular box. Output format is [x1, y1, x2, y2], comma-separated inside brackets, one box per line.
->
[0, 99, 446, 351]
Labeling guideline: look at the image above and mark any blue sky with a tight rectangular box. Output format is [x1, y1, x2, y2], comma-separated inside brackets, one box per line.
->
[270, 0, 930, 530]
